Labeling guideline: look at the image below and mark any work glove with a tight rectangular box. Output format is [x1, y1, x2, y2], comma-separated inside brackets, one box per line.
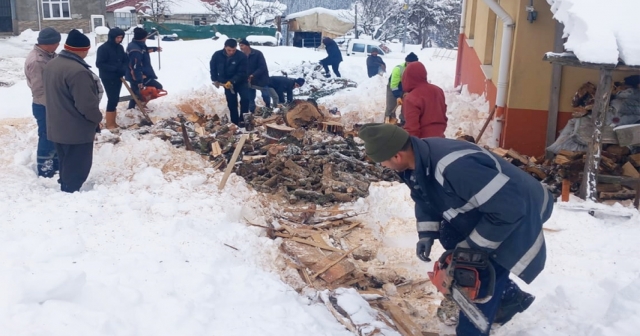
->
[213, 81, 221, 88]
[396, 97, 403, 105]
[416, 237, 434, 262]
[224, 81, 233, 89]
[137, 83, 144, 89]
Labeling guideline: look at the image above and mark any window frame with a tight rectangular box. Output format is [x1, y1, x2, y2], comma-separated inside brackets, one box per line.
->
[352, 43, 366, 53]
[42, 0, 72, 21]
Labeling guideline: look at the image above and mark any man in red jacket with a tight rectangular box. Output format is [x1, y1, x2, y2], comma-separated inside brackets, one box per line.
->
[402, 61, 448, 138]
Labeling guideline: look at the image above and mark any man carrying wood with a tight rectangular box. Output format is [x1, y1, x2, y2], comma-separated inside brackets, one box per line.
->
[358, 123, 552, 336]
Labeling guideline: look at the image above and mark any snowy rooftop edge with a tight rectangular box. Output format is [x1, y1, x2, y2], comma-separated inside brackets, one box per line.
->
[284, 7, 352, 23]
[547, 0, 640, 66]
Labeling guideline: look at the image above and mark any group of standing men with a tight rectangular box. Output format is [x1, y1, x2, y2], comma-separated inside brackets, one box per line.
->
[210, 38, 306, 126]
[24, 26, 162, 193]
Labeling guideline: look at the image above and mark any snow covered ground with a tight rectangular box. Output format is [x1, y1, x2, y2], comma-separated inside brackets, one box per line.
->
[1, 29, 639, 335]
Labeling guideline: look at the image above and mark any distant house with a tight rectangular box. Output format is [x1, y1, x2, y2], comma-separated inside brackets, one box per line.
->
[284, 7, 353, 48]
[106, 0, 220, 29]
[2, 0, 106, 35]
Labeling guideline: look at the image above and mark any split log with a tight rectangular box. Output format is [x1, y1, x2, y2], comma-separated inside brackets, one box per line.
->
[554, 155, 572, 165]
[558, 150, 585, 160]
[285, 100, 325, 128]
[381, 303, 423, 336]
[525, 166, 547, 180]
[629, 153, 640, 168]
[596, 183, 623, 193]
[622, 162, 640, 178]
[266, 123, 294, 138]
[336, 171, 370, 192]
[599, 156, 618, 173]
[605, 145, 630, 157]
[506, 149, 529, 166]
[599, 188, 636, 200]
[491, 148, 509, 157]
[284, 159, 310, 178]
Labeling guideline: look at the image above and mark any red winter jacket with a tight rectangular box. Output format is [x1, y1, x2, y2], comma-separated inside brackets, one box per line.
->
[401, 62, 448, 138]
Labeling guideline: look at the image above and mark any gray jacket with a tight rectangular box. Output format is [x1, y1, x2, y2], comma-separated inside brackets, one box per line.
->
[44, 50, 103, 144]
[24, 45, 57, 105]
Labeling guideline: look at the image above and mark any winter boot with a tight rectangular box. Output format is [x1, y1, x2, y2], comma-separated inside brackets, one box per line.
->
[494, 289, 535, 325]
[105, 111, 119, 130]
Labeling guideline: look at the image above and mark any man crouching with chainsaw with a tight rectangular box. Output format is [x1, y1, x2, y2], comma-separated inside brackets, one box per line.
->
[358, 123, 553, 335]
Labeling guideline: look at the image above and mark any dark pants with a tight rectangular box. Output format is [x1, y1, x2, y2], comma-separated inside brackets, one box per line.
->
[224, 83, 250, 125]
[54, 142, 94, 193]
[101, 77, 123, 111]
[128, 78, 163, 109]
[248, 85, 277, 111]
[320, 59, 341, 77]
[32, 103, 58, 178]
[439, 223, 521, 335]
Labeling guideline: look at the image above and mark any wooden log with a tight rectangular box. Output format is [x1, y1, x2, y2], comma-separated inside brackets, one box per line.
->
[599, 156, 618, 172]
[285, 100, 325, 128]
[554, 155, 572, 165]
[558, 150, 584, 160]
[525, 166, 547, 180]
[284, 159, 310, 178]
[596, 183, 623, 193]
[336, 171, 370, 192]
[599, 189, 636, 200]
[266, 123, 294, 138]
[310, 245, 360, 280]
[622, 162, 640, 178]
[605, 145, 630, 157]
[381, 303, 423, 336]
[262, 175, 279, 188]
[506, 149, 529, 165]
[629, 153, 640, 168]
[491, 147, 509, 157]
[242, 155, 267, 162]
[218, 134, 249, 190]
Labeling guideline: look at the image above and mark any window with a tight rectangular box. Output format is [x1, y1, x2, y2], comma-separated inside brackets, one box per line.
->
[114, 12, 136, 30]
[352, 43, 365, 53]
[42, 0, 71, 19]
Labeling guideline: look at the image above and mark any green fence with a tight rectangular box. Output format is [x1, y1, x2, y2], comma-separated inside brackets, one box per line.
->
[143, 22, 276, 40]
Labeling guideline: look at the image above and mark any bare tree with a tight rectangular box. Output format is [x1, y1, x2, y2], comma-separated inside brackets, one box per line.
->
[211, 0, 286, 26]
[340, 0, 403, 41]
[137, 0, 178, 23]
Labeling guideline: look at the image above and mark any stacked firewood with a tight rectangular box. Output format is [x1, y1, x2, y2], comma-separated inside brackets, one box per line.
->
[492, 146, 640, 202]
[138, 100, 399, 204]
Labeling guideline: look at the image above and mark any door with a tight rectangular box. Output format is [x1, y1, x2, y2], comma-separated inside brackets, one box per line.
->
[90, 14, 104, 32]
[0, 0, 12, 33]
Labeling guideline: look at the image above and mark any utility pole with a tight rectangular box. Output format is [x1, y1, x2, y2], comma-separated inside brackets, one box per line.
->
[355, 2, 359, 39]
[402, 1, 408, 53]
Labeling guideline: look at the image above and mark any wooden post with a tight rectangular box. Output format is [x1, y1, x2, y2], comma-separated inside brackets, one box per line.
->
[579, 69, 613, 201]
[545, 22, 564, 157]
[218, 134, 249, 191]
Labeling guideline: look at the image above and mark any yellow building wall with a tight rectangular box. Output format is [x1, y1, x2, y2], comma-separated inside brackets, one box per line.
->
[490, 0, 519, 85]
[505, 0, 556, 110]
[472, 1, 497, 65]
[464, 0, 477, 39]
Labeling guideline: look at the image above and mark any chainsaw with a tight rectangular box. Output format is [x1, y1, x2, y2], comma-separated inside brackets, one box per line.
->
[139, 86, 168, 102]
[427, 248, 495, 334]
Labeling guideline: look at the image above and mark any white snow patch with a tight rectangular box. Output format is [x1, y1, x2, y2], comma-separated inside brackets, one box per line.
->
[247, 35, 277, 44]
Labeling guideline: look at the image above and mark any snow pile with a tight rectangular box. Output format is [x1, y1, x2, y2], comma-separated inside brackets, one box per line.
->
[548, 0, 640, 65]
[114, 6, 136, 13]
[94, 26, 110, 35]
[247, 35, 277, 45]
[0, 120, 354, 335]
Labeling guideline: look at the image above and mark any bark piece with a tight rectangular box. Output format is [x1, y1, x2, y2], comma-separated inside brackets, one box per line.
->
[622, 162, 640, 178]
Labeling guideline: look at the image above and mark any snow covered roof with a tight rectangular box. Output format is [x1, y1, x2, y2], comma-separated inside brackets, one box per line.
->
[284, 7, 352, 24]
[164, 0, 218, 15]
[548, 0, 640, 65]
[114, 6, 136, 13]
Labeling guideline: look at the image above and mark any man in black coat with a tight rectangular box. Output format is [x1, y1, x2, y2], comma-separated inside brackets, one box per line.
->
[238, 38, 278, 113]
[319, 37, 343, 78]
[366, 48, 386, 78]
[210, 38, 249, 125]
[96, 27, 128, 129]
[269, 76, 305, 105]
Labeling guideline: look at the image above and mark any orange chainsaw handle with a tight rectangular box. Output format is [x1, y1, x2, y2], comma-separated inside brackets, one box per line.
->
[473, 259, 495, 304]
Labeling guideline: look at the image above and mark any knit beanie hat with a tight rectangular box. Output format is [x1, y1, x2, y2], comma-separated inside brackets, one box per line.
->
[38, 27, 61, 45]
[358, 123, 410, 163]
[405, 52, 419, 62]
[133, 27, 148, 40]
[64, 29, 91, 52]
[295, 78, 305, 86]
[238, 38, 250, 46]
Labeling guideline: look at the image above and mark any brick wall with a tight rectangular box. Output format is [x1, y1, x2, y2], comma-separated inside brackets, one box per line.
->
[18, 19, 91, 34]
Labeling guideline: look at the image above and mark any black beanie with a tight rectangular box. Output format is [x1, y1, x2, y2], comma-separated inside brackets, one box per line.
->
[133, 27, 148, 40]
[238, 38, 250, 46]
[405, 52, 419, 62]
[64, 29, 91, 52]
[295, 78, 305, 86]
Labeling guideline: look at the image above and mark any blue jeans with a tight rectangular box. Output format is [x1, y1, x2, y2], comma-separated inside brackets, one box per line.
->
[32, 103, 58, 177]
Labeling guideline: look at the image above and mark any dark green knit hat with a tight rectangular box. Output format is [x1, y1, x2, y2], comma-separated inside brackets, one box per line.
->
[358, 123, 409, 162]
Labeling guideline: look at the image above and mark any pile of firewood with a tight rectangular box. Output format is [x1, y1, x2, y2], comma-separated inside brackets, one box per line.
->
[491, 146, 640, 202]
[137, 99, 398, 204]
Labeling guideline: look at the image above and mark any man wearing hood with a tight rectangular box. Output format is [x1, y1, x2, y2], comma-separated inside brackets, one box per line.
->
[96, 27, 128, 129]
[125, 27, 163, 110]
[25, 27, 60, 178]
[401, 61, 448, 138]
[319, 37, 343, 78]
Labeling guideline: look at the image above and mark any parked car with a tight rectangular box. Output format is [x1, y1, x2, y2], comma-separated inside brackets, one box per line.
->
[345, 39, 390, 57]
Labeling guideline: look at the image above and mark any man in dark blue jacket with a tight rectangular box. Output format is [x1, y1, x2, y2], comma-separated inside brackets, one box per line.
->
[96, 27, 128, 129]
[269, 76, 305, 105]
[358, 123, 553, 336]
[238, 38, 278, 113]
[366, 48, 385, 78]
[210, 38, 249, 125]
[320, 37, 343, 78]
[125, 27, 163, 110]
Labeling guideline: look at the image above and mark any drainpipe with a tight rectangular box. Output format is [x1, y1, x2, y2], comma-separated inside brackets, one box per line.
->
[36, 0, 42, 31]
[482, 0, 514, 148]
[454, 0, 467, 88]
